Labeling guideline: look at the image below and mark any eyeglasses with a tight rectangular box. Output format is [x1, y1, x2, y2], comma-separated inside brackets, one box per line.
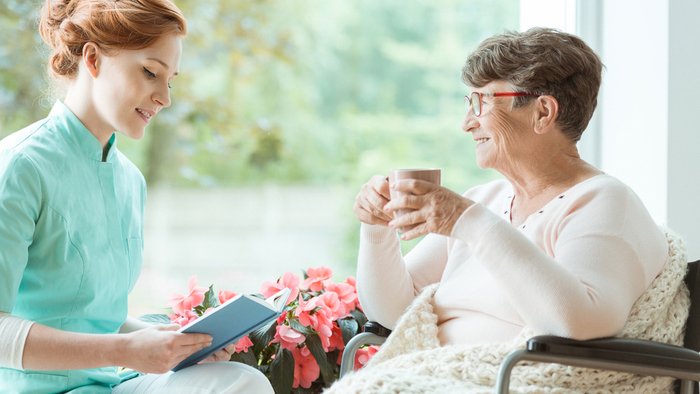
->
[465, 92, 540, 117]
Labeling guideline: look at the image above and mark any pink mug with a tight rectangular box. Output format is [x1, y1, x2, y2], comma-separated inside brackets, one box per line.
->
[388, 168, 441, 220]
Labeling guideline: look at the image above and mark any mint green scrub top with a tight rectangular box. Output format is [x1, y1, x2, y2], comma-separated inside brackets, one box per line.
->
[0, 101, 145, 394]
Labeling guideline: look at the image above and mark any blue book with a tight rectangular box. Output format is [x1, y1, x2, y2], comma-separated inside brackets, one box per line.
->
[172, 287, 291, 372]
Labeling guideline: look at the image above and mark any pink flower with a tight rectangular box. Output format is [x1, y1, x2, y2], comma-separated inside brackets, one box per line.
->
[327, 282, 358, 317]
[218, 290, 239, 305]
[301, 266, 333, 292]
[260, 272, 300, 304]
[317, 291, 345, 321]
[235, 336, 253, 353]
[167, 309, 198, 327]
[354, 345, 380, 370]
[167, 276, 208, 315]
[328, 324, 344, 351]
[292, 347, 320, 389]
[344, 276, 363, 312]
[313, 307, 334, 351]
[295, 295, 334, 351]
[272, 325, 306, 350]
[294, 296, 319, 328]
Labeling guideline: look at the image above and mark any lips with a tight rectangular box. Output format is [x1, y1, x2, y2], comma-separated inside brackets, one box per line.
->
[136, 108, 155, 124]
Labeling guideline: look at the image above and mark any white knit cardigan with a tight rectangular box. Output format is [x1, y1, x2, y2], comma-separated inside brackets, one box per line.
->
[327, 228, 689, 394]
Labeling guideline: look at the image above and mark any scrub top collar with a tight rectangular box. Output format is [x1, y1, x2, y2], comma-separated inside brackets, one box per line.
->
[49, 100, 118, 163]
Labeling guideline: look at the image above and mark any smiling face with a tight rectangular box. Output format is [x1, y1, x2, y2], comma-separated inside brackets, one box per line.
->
[461, 80, 536, 173]
[90, 34, 182, 141]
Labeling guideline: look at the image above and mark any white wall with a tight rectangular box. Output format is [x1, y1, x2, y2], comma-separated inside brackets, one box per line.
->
[666, 0, 700, 261]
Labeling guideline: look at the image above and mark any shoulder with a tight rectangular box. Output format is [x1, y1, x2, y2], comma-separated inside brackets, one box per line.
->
[555, 174, 667, 272]
[562, 174, 649, 221]
[0, 116, 70, 170]
[0, 117, 52, 154]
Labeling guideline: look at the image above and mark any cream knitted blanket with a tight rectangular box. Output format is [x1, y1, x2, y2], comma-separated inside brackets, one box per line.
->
[327, 228, 689, 394]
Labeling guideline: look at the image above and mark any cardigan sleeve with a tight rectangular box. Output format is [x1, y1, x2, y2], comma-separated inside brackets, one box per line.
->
[450, 184, 667, 339]
[356, 223, 449, 329]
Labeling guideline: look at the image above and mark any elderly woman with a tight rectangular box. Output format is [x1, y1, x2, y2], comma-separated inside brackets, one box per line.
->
[352, 27, 668, 349]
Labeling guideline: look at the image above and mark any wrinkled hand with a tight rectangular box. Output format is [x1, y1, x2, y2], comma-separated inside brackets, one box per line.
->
[384, 179, 473, 240]
[121, 324, 212, 374]
[353, 175, 394, 226]
[201, 342, 236, 363]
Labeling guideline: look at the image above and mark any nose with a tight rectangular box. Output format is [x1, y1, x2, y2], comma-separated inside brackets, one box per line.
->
[152, 83, 171, 109]
[461, 108, 479, 133]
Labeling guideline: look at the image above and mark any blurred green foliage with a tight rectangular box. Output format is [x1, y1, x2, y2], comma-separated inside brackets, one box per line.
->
[0, 0, 517, 189]
[1, 0, 518, 261]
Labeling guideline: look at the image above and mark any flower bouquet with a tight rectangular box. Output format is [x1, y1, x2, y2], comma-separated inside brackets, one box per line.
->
[157, 266, 380, 394]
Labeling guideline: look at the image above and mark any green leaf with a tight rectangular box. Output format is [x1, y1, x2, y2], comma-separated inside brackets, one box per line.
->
[305, 334, 336, 387]
[138, 314, 172, 325]
[250, 319, 278, 356]
[289, 319, 317, 336]
[270, 349, 294, 394]
[326, 349, 341, 370]
[193, 285, 218, 315]
[302, 269, 309, 280]
[338, 318, 359, 345]
[350, 309, 368, 328]
[230, 349, 258, 368]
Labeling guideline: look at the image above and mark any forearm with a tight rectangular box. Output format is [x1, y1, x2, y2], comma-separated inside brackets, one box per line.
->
[120, 315, 153, 333]
[356, 224, 416, 329]
[23, 322, 127, 371]
[452, 203, 642, 339]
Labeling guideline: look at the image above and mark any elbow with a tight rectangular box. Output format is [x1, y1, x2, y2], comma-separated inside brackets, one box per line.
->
[539, 310, 627, 340]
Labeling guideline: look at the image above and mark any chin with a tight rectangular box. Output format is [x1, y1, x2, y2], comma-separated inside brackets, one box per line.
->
[121, 129, 146, 141]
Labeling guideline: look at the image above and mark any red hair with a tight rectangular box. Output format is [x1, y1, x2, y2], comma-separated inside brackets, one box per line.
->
[40, 0, 187, 80]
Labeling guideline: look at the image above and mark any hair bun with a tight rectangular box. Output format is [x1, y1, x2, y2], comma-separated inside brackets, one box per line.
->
[39, 0, 81, 78]
[38, 0, 186, 80]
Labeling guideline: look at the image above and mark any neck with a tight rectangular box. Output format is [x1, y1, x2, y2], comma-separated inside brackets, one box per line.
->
[63, 82, 114, 153]
[502, 143, 601, 202]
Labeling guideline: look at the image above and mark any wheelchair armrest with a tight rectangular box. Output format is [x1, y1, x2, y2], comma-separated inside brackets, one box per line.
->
[338, 322, 392, 379]
[527, 335, 700, 371]
[495, 336, 700, 394]
[363, 321, 392, 337]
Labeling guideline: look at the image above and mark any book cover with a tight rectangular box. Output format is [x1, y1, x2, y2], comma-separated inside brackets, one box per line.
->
[171, 287, 291, 372]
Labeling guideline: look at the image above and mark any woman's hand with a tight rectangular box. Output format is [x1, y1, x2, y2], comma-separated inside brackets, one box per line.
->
[119, 324, 212, 374]
[384, 179, 473, 240]
[200, 342, 236, 363]
[353, 175, 394, 226]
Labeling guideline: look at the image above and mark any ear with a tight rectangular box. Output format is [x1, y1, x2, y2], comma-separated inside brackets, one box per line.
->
[81, 42, 101, 78]
[532, 95, 559, 135]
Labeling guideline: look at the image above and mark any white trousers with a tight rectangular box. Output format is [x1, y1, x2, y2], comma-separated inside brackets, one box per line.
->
[111, 362, 273, 394]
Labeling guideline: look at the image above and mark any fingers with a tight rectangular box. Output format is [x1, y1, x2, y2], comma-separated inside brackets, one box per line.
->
[179, 332, 213, 346]
[157, 324, 182, 331]
[390, 179, 436, 195]
[354, 176, 394, 225]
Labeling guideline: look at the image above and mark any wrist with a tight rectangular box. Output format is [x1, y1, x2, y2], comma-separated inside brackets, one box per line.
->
[105, 333, 130, 367]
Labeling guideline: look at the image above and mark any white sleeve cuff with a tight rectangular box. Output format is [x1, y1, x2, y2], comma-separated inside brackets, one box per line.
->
[0, 311, 34, 370]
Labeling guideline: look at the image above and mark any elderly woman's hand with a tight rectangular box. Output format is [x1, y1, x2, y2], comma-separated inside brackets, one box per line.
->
[354, 175, 394, 226]
[384, 179, 473, 240]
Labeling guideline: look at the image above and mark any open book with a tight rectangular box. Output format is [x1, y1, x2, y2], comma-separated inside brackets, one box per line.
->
[172, 287, 292, 372]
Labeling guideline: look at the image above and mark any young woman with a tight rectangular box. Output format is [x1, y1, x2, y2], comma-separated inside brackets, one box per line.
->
[0, 1, 273, 393]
